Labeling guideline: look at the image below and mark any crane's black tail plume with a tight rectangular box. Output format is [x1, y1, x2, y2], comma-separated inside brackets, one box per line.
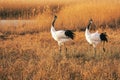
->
[65, 30, 75, 39]
[100, 32, 108, 42]
[100, 32, 108, 52]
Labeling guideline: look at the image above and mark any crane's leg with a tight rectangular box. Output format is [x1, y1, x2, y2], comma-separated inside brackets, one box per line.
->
[93, 44, 96, 57]
[102, 42, 106, 52]
[62, 43, 66, 53]
[94, 47, 96, 57]
[65, 47, 67, 54]
[64, 44, 67, 54]
[59, 46, 62, 54]
[58, 42, 62, 54]
[63, 43, 67, 58]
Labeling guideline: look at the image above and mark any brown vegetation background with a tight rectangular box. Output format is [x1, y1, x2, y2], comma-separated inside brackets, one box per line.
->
[0, 0, 120, 80]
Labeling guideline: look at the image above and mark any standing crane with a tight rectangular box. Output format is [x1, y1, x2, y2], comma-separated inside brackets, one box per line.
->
[51, 15, 75, 54]
[85, 19, 108, 55]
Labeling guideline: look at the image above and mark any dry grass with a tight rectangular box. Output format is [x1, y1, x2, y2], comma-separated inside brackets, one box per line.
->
[0, 0, 120, 80]
[0, 29, 120, 80]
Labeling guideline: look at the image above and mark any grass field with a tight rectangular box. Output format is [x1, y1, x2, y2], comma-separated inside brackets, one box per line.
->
[0, 0, 120, 80]
[0, 30, 120, 80]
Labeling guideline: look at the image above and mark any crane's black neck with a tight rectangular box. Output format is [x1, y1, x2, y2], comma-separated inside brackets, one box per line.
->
[52, 18, 56, 27]
[87, 22, 92, 30]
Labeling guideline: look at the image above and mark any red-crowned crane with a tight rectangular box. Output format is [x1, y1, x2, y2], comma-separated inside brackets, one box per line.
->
[51, 15, 75, 53]
[85, 19, 108, 55]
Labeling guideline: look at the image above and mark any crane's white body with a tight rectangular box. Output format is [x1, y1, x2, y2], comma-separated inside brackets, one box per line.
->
[51, 25, 71, 46]
[85, 28, 101, 47]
